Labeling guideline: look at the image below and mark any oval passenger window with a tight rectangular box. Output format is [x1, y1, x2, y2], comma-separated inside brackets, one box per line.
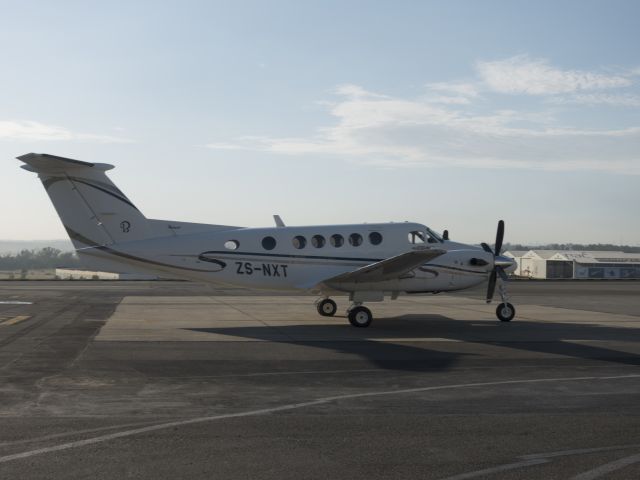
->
[262, 236, 277, 250]
[224, 240, 239, 250]
[292, 236, 306, 249]
[349, 233, 363, 247]
[369, 232, 383, 245]
[330, 234, 344, 247]
[311, 235, 326, 248]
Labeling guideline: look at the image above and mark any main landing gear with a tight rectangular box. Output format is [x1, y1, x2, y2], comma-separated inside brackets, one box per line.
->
[315, 298, 373, 327]
[316, 298, 337, 317]
[347, 305, 372, 328]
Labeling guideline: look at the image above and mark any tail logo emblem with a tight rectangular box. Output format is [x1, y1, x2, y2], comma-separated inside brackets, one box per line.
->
[120, 221, 131, 233]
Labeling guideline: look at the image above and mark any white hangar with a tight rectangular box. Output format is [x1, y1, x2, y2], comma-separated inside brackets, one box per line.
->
[504, 250, 640, 279]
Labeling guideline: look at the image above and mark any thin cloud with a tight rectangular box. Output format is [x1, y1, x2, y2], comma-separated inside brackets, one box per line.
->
[0, 120, 132, 143]
[477, 55, 631, 95]
[422, 82, 480, 105]
[549, 93, 640, 107]
[206, 57, 640, 175]
[425, 82, 479, 98]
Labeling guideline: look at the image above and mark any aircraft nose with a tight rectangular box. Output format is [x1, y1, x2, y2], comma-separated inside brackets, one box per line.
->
[495, 255, 516, 274]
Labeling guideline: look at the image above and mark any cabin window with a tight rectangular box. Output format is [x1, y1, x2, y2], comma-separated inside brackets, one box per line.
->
[369, 232, 383, 245]
[292, 235, 306, 249]
[262, 236, 276, 250]
[349, 233, 363, 247]
[311, 235, 325, 248]
[224, 240, 239, 250]
[330, 234, 344, 247]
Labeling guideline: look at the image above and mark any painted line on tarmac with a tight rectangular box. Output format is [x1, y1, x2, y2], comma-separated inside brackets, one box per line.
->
[0, 374, 639, 464]
[0, 301, 32, 305]
[441, 442, 640, 479]
[0, 315, 31, 326]
[196, 368, 386, 379]
[570, 452, 640, 480]
[103, 364, 639, 381]
[0, 420, 161, 447]
[522, 443, 640, 460]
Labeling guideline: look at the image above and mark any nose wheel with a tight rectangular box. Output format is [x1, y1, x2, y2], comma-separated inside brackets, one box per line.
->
[496, 302, 515, 322]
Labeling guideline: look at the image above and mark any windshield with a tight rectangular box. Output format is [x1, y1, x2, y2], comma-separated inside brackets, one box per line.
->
[425, 227, 443, 243]
[408, 227, 443, 244]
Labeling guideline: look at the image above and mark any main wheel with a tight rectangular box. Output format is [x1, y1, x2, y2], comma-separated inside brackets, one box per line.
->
[317, 298, 337, 317]
[496, 302, 515, 322]
[348, 306, 373, 328]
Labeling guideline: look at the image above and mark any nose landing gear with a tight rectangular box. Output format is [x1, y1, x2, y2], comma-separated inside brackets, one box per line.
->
[495, 282, 516, 322]
[482, 220, 516, 322]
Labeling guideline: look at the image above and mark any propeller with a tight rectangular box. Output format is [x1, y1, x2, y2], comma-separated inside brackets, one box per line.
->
[485, 220, 508, 303]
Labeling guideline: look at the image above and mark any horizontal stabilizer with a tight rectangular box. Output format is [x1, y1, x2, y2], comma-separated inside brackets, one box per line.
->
[18, 153, 114, 173]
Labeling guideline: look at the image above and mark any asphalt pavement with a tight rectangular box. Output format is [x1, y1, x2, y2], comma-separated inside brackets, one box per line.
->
[0, 280, 639, 479]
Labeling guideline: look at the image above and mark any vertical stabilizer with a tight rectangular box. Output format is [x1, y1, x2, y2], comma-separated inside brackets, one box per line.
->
[18, 153, 151, 248]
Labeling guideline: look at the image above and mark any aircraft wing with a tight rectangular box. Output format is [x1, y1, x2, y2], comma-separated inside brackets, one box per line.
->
[325, 248, 446, 285]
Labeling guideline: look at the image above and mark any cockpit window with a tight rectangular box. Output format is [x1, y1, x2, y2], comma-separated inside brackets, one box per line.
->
[409, 229, 442, 244]
[425, 227, 443, 243]
[408, 231, 426, 244]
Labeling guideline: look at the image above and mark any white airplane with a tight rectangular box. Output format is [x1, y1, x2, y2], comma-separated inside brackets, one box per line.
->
[18, 153, 517, 327]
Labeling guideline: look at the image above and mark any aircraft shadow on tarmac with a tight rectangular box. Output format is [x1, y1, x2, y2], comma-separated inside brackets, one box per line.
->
[186, 315, 640, 372]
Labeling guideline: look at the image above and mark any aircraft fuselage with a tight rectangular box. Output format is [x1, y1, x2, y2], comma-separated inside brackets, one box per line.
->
[77, 221, 497, 296]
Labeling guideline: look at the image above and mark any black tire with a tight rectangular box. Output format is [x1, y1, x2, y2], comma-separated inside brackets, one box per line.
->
[496, 302, 515, 322]
[348, 306, 372, 328]
[317, 298, 337, 317]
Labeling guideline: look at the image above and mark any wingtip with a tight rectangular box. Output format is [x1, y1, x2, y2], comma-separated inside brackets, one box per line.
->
[16, 152, 37, 162]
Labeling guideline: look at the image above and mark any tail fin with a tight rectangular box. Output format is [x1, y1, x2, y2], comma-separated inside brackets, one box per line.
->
[18, 153, 152, 248]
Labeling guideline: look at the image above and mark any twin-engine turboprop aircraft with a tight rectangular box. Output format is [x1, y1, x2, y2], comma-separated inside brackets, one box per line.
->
[18, 153, 517, 327]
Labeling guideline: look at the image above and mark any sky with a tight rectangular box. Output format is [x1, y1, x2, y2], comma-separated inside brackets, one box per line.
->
[1, 0, 639, 245]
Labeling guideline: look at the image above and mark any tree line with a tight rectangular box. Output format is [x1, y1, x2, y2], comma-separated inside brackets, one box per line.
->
[502, 243, 640, 253]
[0, 247, 81, 270]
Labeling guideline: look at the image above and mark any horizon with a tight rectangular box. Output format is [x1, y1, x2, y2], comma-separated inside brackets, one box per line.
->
[1, 1, 639, 245]
[2, 237, 639, 254]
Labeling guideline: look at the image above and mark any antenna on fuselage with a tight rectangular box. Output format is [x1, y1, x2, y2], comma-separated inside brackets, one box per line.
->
[273, 215, 285, 227]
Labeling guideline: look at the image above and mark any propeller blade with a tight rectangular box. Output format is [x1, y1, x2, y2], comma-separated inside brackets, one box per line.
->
[494, 220, 504, 255]
[481, 242, 493, 253]
[486, 269, 497, 303]
[496, 265, 508, 281]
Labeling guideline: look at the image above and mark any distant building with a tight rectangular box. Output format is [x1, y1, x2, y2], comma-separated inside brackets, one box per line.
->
[501, 250, 528, 276]
[504, 250, 640, 279]
[55, 268, 157, 280]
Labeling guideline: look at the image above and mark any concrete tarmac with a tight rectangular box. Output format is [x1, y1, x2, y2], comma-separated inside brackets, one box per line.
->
[0, 280, 639, 479]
